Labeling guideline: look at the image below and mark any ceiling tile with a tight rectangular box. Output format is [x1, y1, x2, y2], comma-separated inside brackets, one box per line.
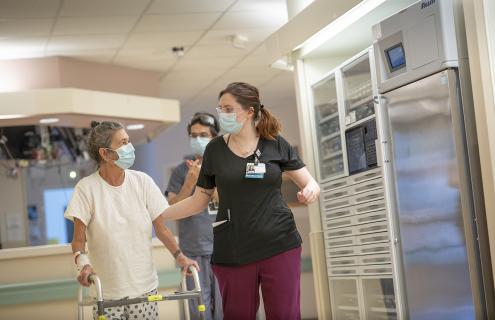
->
[60, 0, 150, 17]
[174, 56, 241, 71]
[0, 37, 47, 59]
[53, 16, 139, 36]
[0, 19, 53, 37]
[185, 44, 255, 59]
[235, 54, 272, 68]
[213, 10, 287, 30]
[0, 0, 61, 18]
[123, 31, 202, 49]
[229, 0, 288, 13]
[147, 0, 234, 14]
[134, 13, 220, 33]
[47, 34, 127, 51]
[197, 28, 277, 46]
[116, 47, 178, 61]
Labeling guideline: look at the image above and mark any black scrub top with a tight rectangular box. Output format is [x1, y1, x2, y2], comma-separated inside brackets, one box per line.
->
[196, 134, 305, 266]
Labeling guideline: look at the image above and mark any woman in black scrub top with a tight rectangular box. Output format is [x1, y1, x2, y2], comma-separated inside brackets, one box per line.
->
[160, 82, 320, 320]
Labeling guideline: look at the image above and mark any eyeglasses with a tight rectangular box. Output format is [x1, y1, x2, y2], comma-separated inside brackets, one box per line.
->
[216, 106, 243, 114]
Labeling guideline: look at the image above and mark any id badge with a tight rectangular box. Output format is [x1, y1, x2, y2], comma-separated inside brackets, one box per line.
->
[245, 162, 266, 179]
[207, 201, 219, 215]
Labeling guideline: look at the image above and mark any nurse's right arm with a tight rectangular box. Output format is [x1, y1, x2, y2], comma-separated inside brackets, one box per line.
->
[160, 187, 213, 221]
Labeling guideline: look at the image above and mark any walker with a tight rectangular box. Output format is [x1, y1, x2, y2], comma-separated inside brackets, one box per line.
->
[77, 266, 205, 320]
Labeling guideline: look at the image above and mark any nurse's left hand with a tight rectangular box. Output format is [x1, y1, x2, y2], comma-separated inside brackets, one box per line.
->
[177, 254, 200, 276]
[297, 183, 320, 205]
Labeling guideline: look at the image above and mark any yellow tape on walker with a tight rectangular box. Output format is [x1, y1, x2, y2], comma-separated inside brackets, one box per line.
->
[198, 304, 206, 312]
[98, 316, 106, 320]
[148, 294, 163, 302]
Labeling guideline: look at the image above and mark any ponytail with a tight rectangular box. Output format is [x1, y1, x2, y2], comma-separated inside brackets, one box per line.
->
[257, 107, 281, 140]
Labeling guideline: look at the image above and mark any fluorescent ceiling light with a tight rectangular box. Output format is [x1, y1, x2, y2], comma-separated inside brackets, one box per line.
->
[0, 114, 27, 120]
[39, 118, 60, 124]
[296, 0, 387, 56]
[127, 124, 145, 130]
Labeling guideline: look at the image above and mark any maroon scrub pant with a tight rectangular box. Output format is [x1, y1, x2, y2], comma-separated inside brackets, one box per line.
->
[212, 246, 302, 320]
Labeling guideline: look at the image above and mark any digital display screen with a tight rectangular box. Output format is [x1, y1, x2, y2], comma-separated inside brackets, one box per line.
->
[345, 127, 366, 174]
[385, 43, 406, 72]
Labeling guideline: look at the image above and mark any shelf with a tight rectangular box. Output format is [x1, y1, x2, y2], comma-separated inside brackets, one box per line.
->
[370, 307, 397, 313]
[321, 131, 341, 142]
[337, 305, 360, 311]
[322, 151, 343, 161]
[346, 114, 376, 129]
[320, 112, 339, 124]
[349, 96, 373, 110]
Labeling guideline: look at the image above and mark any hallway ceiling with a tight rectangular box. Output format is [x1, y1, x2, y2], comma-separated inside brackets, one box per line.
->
[0, 0, 296, 112]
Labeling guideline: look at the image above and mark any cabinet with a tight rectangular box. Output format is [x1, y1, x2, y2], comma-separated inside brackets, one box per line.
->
[314, 51, 399, 320]
[342, 54, 375, 126]
[311, 75, 345, 181]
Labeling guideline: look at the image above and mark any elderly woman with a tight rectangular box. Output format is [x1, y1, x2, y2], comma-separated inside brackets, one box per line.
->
[65, 121, 198, 320]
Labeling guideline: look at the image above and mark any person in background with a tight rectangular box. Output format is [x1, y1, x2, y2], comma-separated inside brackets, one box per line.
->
[65, 121, 198, 320]
[165, 112, 223, 320]
[159, 82, 321, 320]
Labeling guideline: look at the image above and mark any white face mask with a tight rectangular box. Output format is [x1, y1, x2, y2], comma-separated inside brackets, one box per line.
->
[107, 143, 135, 169]
[190, 137, 211, 156]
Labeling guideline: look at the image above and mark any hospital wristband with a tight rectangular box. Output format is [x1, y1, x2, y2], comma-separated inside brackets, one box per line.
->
[76, 253, 91, 272]
[73, 250, 85, 264]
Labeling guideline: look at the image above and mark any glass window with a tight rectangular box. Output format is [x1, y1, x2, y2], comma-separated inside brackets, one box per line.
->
[43, 188, 74, 245]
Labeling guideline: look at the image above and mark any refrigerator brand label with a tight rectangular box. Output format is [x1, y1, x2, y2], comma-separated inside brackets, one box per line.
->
[421, 0, 435, 9]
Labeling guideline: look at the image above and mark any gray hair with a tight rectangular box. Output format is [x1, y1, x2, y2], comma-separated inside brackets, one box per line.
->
[88, 121, 124, 164]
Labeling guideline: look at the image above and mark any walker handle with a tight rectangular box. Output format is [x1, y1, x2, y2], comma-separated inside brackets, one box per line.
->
[182, 265, 202, 292]
[182, 265, 205, 320]
[78, 274, 104, 319]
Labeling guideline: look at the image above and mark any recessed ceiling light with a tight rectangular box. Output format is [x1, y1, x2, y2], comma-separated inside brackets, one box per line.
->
[39, 118, 60, 124]
[0, 114, 27, 120]
[127, 124, 145, 130]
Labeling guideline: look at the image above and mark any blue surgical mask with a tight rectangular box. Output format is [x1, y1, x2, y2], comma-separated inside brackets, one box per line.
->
[111, 143, 135, 170]
[190, 137, 211, 156]
[218, 112, 243, 134]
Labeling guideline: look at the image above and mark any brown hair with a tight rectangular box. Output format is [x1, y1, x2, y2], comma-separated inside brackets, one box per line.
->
[218, 82, 281, 140]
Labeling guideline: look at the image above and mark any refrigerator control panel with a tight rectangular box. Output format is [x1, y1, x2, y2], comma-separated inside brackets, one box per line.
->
[372, 0, 466, 93]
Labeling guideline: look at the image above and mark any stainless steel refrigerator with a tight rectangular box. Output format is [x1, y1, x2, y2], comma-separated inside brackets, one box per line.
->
[382, 69, 493, 319]
[373, 1, 494, 318]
